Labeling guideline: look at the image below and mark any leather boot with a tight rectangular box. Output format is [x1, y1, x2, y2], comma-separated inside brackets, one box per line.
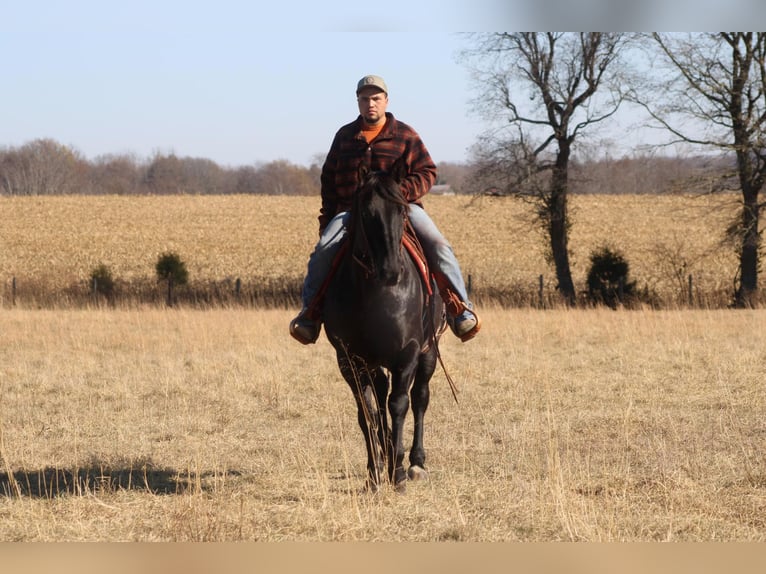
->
[289, 308, 321, 344]
[447, 301, 481, 342]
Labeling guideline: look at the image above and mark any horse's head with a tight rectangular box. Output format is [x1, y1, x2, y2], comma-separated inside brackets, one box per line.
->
[352, 159, 409, 286]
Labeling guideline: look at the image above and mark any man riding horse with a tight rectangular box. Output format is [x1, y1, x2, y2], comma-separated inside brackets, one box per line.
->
[290, 74, 480, 345]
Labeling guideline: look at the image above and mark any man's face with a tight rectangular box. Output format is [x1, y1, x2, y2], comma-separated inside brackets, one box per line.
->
[357, 87, 388, 125]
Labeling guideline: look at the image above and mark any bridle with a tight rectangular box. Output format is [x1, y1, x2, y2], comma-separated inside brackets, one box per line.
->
[350, 179, 406, 281]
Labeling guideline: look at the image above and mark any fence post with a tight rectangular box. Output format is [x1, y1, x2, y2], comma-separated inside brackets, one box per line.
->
[688, 274, 693, 307]
[12, 276, 17, 307]
[538, 274, 544, 309]
[235, 277, 242, 299]
[467, 274, 472, 296]
[167, 276, 174, 307]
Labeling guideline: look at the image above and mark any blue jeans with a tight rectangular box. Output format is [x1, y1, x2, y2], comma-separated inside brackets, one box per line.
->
[301, 205, 470, 311]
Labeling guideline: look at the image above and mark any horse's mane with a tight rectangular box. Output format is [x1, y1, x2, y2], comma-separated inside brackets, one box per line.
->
[359, 170, 409, 209]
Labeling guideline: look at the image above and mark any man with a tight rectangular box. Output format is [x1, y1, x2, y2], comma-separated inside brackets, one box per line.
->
[289, 74, 480, 345]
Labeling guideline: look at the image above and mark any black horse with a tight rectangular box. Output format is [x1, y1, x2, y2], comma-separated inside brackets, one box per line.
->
[323, 159, 446, 492]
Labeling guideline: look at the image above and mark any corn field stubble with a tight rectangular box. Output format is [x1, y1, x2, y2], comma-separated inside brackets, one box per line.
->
[1, 307, 765, 541]
[0, 193, 742, 306]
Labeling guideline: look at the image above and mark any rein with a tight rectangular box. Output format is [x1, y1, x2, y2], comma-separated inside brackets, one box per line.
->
[404, 216, 460, 405]
[422, 285, 460, 405]
[350, 216, 378, 279]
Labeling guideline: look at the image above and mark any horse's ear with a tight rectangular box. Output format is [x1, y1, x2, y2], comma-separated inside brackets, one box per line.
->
[358, 162, 369, 183]
[390, 156, 407, 184]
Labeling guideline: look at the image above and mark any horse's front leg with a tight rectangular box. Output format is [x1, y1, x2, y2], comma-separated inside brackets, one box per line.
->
[359, 384, 385, 490]
[388, 344, 420, 491]
[371, 367, 391, 479]
[338, 354, 385, 490]
[408, 348, 437, 482]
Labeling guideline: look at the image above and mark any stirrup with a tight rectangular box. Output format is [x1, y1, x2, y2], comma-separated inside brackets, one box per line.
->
[289, 313, 321, 345]
[450, 302, 481, 342]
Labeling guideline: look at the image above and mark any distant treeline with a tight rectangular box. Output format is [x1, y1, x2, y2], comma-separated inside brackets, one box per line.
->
[0, 138, 733, 197]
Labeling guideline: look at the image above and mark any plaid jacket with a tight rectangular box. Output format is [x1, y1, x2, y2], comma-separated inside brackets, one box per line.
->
[318, 112, 437, 233]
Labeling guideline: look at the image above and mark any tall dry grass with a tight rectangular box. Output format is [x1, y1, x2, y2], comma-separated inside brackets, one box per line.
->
[1, 307, 764, 541]
[0, 193, 743, 307]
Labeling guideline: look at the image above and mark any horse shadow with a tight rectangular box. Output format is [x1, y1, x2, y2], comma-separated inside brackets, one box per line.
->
[0, 458, 241, 498]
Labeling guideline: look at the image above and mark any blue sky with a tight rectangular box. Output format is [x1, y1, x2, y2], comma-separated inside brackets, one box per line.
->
[3, 1, 762, 167]
[3, 2, 499, 166]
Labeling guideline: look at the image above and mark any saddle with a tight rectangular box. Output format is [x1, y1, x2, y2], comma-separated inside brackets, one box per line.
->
[403, 219, 467, 322]
[305, 220, 433, 321]
[402, 219, 433, 296]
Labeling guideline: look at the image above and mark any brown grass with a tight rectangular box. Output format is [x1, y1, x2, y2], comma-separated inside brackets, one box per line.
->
[0, 193, 743, 307]
[1, 307, 765, 541]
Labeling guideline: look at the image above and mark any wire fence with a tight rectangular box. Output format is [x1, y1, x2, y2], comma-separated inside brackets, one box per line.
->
[1, 273, 749, 310]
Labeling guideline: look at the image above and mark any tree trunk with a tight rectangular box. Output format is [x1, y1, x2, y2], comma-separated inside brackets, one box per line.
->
[548, 143, 576, 306]
[735, 187, 760, 307]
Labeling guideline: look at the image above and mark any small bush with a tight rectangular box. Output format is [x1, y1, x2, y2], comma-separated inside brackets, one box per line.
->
[155, 252, 189, 286]
[89, 264, 115, 298]
[586, 246, 636, 309]
[156, 252, 189, 307]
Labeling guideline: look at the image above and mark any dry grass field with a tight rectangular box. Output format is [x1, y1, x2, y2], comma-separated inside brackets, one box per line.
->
[0, 193, 742, 307]
[1, 193, 764, 543]
[1, 306, 765, 542]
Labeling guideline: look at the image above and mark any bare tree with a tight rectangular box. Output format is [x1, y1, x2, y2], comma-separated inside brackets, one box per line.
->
[179, 157, 228, 194]
[90, 153, 145, 195]
[462, 33, 631, 305]
[250, 159, 319, 195]
[640, 33, 766, 308]
[144, 153, 185, 194]
[0, 138, 87, 195]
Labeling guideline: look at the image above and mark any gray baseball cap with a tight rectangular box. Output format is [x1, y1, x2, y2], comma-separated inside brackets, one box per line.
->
[356, 75, 388, 95]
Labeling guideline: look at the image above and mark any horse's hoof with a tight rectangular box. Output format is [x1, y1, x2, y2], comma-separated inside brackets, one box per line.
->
[407, 465, 429, 482]
[394, 480, 407, 494]
[359, 480, 380, 494]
